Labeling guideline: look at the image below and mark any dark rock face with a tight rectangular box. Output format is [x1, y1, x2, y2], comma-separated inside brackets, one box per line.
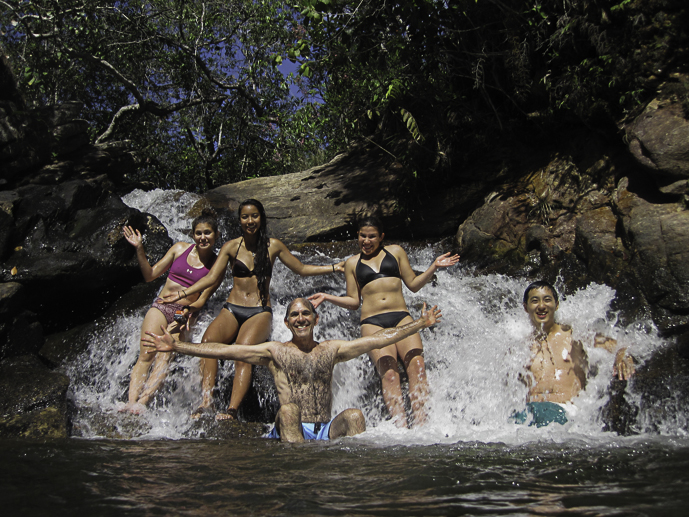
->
[453, 147, 689, 337]
[626, 99, 689, 180]
[0, 355, 70, 438]
[0, 89, 174, 437]
[456, 154, 617, 272]
[615, 178, 689, 333]
[0, 179, 172, 329]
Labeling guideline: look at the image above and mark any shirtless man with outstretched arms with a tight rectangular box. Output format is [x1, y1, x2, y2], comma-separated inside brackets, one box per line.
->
[143, 298, 441, 442]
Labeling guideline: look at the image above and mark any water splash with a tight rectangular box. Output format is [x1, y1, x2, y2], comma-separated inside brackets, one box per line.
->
[67, 189, 676, 443]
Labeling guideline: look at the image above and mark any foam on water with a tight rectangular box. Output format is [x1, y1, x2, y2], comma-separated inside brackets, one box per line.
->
[67, 189, 675, 444]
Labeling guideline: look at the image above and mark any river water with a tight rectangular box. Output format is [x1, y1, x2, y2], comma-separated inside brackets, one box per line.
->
[3, 189, 688, 515]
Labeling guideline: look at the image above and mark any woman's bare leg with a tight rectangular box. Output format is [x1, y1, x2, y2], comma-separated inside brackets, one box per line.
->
[137, 322, 185, 406]
[395, 324, 429, 427]
[217, 311, 272, 420]
[193, 309, 240, 418]
[365, 322, 407, 427]
[122, 307, 170, 413]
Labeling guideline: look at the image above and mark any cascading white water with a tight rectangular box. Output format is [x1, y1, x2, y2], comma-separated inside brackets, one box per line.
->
[67, 189, 672, 443]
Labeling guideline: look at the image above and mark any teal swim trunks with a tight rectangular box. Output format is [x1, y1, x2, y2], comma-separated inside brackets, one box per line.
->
[512, 401, 568, 427]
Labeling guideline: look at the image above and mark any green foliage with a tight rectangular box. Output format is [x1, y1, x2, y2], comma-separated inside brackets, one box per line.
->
[2, 0, 685, 194]
[291, 0, 686, 189]
[1, 0, 332, 190]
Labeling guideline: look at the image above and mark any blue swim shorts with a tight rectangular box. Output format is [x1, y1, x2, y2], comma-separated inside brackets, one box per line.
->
[512, 401, 568, 428]
[266, 419, 334, 440]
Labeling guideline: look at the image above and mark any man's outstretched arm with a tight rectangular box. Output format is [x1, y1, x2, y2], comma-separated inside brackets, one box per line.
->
[143, 326, 275, 366]
[334, 303, 441, 362]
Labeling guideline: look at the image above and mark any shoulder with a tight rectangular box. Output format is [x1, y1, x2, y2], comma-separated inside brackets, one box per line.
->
[318, 339, 342, 353]
[269, 238, 286, 249]
[346, 254, 360, 267]
[385, 244, 407, 258]
[170, 242, 192, 255]
[220, 238, 240, 253]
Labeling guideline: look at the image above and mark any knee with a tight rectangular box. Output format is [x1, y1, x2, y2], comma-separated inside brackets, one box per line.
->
[404, 349, 425, 375]
[342, 408, 365, 432]
[380, 365, 401, 386]
[377, 356, 400, 382]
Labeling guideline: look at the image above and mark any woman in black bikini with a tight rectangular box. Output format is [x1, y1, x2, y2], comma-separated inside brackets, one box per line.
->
[121, 209, 221, 414]
[163, 199, 343, 420]
[309, 217, 459, 428]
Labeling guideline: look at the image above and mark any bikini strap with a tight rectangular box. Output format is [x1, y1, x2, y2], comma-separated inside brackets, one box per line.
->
[233, 237, 244, 263]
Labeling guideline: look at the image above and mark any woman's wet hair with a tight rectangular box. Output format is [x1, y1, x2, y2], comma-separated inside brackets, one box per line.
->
[357, 216, 384, 235]
[523, 281, 559, 305]
[191, 208, 218, 234]
[238, 199, 271, 307]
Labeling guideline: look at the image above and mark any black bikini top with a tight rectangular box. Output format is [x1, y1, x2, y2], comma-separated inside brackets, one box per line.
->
[232, 238, 271, 278]
[356, 248, 401, 289]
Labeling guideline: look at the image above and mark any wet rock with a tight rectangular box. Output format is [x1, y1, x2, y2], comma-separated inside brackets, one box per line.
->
[455, 194, 532, 266]
[626, 340, 689, 435]
[614, 178, 689, 331]
[455, 155, 614, 271]
[70, 404, 152, 439]
[600, 379, 639, 436]
[626, 98, 689, 180]
[69, 406, 269, 440]
[196, 419, 270, 440]
[573, 206, 628, 284]
[0, 180, 172, 330]
[41, 279, 163, 366]
[0, 282, 38, 361]
[0, 355, 70, 439]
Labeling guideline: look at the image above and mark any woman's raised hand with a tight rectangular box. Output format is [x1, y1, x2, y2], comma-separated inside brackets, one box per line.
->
[434, 252, 460, 268]
[420, 302, 442, 327]
[123, 226, 143, 248]
[307, 292, 327, 309]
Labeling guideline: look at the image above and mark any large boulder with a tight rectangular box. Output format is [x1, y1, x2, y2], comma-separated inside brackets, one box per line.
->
[201, 144, 480, 243]
[614, 178, 689, 333]
[455, 155, 616, 268]
[626, 97, 689, 181]
[0, 177, 172, 331]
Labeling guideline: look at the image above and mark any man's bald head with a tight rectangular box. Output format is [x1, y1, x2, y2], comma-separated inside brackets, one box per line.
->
[284, 298, 317, 320]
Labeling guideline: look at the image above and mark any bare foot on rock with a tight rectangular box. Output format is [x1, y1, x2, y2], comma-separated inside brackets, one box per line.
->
[215, 408, 238, 421]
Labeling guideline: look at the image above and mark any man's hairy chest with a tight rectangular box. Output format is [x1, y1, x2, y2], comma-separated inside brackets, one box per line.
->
[272, 344, 336, 385]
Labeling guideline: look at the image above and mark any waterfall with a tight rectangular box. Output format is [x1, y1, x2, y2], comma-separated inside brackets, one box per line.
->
[66, 189, 670, 443]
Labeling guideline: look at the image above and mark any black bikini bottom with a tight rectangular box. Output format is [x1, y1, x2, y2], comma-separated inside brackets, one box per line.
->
[223, 302, 273, 327]
[360, 311, 410, 329]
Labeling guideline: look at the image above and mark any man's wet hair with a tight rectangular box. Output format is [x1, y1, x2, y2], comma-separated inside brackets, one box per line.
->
[284, 298, 317, 320]
[523, 281, 559, 305]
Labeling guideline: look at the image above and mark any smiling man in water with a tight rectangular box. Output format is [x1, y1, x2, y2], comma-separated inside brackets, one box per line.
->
[143, 298, 441, 442]
[517, 281, 634, 427]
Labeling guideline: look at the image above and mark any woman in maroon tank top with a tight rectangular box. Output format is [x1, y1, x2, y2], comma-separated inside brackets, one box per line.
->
[162, 199, 344, 420]
[120, 209, 221, 414]
[309, 216, 459, 428]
